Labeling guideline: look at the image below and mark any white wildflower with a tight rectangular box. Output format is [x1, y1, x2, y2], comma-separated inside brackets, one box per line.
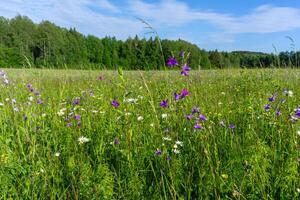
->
[161, 113, 168, 119]
[162, 137, 172, 141]
[54, 152, 60, 157]
[175, 140, 183, 146]
[288, 90, 293, 97]
[124, 98, 138, 104]
[137, 116, 144, 121]
[138, 95, 144, 100]
[57, 108, 66, 116]
[297, 131, 300, 137]
[173, 144, 178, 149]
[173, 149, 180, 154]
[28, 96, 34, 102]
[221, 92, 226, 95]
[78, 136, 90, 144]
[150, 123, 154, 127]
[5, 98, 9, 102]
[42, 113, 46, 117]
[297, 188, 300, 193]
[125, 112, 132, 116]
[0, 102, 4, 106]
[92, 110, 98, 113]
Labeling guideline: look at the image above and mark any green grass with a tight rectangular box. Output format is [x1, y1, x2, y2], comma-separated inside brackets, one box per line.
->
[0, 68, 299, 199]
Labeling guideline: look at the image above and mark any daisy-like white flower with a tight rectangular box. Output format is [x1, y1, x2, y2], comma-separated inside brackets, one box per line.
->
[173, 149, 180, 154]
[78, 136, 90, 144]
[162, 136, 172, 141]
[161, 113, 168, 119]
[137, 116, 144, 121]
[175, 140, 183, 146]
[124, 98, 138, 104]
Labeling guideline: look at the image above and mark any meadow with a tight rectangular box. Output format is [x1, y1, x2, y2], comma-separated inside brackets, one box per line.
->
[0, 67, 299, 199]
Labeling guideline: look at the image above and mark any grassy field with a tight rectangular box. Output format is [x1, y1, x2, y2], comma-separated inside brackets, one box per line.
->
[0, 68, 299, 199]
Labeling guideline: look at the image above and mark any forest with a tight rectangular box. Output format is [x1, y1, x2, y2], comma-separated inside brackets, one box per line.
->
[0, 15, 299, 69]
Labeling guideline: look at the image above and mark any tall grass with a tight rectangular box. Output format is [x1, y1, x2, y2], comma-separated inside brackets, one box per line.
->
[0, 68, 299, 199]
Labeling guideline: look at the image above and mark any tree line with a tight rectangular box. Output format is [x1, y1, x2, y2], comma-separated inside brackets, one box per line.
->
[0, 15, 299, 69]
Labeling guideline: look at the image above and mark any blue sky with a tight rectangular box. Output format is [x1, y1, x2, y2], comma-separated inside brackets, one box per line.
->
[1, 0, 300, 52]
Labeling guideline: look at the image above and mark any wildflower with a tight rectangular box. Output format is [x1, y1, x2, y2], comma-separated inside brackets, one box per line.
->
[174, 92, 180, 101]
[0, 103, 4, 106]
[162, 136, 172, 141]
[181, 64, 190, 76]
[175, 140, 183, 146]
[23, 115, 28, 121]
[74, 115, 81, 121]
[137, 116, 144, 121]
[288, 90, 293, 97]
[67, 122, 72, 127]
[111, 100, 120, 108]
[264, 104, 271, 111]
[124, 98, 138, 104]
[77, 121, 82, 128]
[150, 123, 154, 127]
[220, 120, 225, 126]
[89, 90, 94, 96]
[37, 99, 43, 104]
[98, 75, 104, 80]
[268, 92, 278, 102]
[125, 112, 132, 116]
[11, 99, 16, 104]
[167, 57, 178, 67]
[72, 98, 80, 105]
[173, 149, 180, 154]
[28, 96, 34, 102]
[155, 149, 162, 156]
[166, 156, 172, 161]
[114, 138, 120, 145]
[194, 122, 203, 130]
[180, 88, 189, 99]
[297, 131, 300, 137]
[160, 99, 168, 108]
[161, 113, 168, 119]
[192, 107, 200, 115]
[54, 152, 60, 157]
[57, 108, 66, 116]
[275, 110, 281, 116]
[229, 124, 236, 129]
[199, 114, 207, 121]
[290, 115, 298, 122]
[13, 107, 19, 112]
[78, 136, 89, 144]
[186, 114, 193, 120]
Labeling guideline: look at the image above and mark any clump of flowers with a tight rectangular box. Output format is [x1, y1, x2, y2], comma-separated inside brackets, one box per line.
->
[0, 70, 9, 85]
[174, 88, 189, 101]
[78, 136, 90, 144]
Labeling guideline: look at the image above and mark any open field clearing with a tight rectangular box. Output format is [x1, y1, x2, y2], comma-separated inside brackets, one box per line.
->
[0, 68, 300, 199]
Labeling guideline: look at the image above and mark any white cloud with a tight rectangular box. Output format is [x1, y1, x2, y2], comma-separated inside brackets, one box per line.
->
[0, 0, 142, 39]
[129, 0, 300, 34]
[0, 0, 299, 44]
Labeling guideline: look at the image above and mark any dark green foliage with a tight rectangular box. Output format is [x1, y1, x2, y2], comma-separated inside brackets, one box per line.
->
[0, 15, 299, 69]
